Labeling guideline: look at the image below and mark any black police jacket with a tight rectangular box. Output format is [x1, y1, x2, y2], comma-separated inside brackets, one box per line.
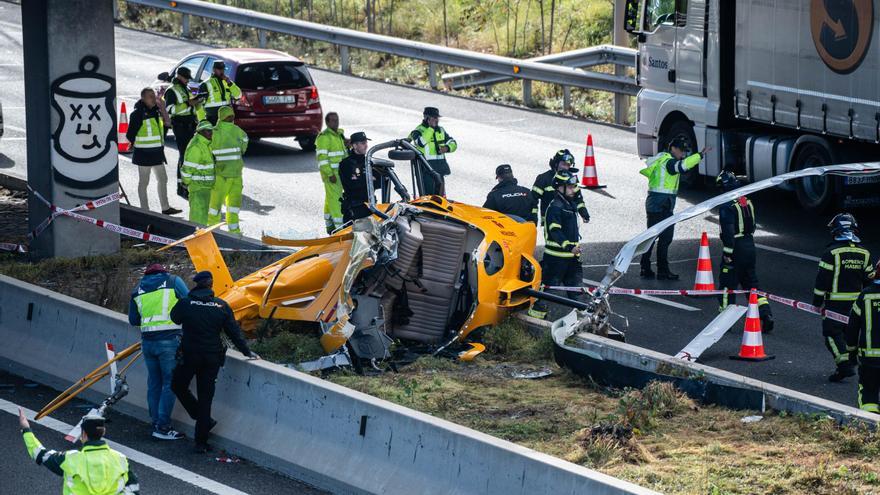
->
[339, 153, 382, 220]
[530, 168, 589, 222]
[483, 178, 536, 223]
[170, 288, 253, 356]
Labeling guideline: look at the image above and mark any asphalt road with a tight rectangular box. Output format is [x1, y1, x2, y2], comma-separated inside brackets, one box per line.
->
[2, 3, 880, 410]
[0, 370, 326, 495]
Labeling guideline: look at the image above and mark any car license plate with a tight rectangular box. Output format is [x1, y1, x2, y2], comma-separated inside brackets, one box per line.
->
[263, 95, 296, 105]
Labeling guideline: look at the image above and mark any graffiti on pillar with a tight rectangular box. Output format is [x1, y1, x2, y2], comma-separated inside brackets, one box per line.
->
[50, 55, 117, 187]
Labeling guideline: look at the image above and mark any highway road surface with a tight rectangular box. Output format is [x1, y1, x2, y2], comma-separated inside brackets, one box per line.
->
[2, 3, 879, 410]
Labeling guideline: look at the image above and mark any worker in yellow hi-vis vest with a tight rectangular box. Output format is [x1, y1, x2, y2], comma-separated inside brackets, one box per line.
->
[207, 106, 248, 234]
[315, 112, 348, 234]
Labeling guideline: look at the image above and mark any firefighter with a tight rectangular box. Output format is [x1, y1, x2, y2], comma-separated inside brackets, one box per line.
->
[19, 408, 140, 494]
[315, 112, 348, 234]
[715, 170, 774, 331]
[180, 120, 215, 225]
[528, 170, 583, 320]
[814, 213, 874, 382]
[207, 106, 248, 235]
[410, 106, 456, 195]
[846, 260, 880, 413]
[163, 66, 204, 199]
[483, 164, 536, 223]
[638, 138, 707, 280]
[530, 149, 590, 225]
[198, 61, 241, 125]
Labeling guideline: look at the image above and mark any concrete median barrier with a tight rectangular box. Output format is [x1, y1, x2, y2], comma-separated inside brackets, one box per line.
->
[0, 274, 656, 495]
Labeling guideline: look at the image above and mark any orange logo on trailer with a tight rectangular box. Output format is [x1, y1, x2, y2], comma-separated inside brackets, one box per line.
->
[811, 0, 874, 74]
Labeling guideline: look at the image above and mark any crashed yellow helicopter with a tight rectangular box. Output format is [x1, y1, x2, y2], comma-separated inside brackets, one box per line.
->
[165, 138, 542, 370]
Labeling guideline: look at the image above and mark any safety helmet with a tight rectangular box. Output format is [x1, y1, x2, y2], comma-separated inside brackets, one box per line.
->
[828, 213, 859, 238]
[552, 170, 579, 189]
[715, 170, 740, 191]
[549, 149, 578, 171]
[196, 120, 213, 133]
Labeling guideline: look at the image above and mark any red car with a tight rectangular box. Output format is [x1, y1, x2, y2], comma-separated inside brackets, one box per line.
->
[154, 48, 323, 150]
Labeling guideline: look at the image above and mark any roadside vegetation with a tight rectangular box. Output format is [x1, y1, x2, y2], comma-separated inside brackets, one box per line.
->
[117, 0, 635, 123]
[2, 247, 878, 493]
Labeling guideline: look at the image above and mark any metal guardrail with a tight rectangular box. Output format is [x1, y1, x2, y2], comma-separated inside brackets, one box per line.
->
[126, 0, 638, 122]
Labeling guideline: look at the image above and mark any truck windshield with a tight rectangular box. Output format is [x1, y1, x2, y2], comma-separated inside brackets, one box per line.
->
[646, 0, 687, 30]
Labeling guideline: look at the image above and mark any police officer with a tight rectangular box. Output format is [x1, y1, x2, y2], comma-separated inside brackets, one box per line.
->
[339, 132, 382, 223]
[19, 408, 140, 494]
[638, 138, 707, 280]
[530, 149, 590, 225]
[170, 271, 259, 453]
[410, 107, 456, 196]
[716, 171, 774, 331]
[180, 121, 215, 225]
[483, 164, 536, 223]
[846, 259, 880, 413]
[199, 61, 241, 125]
[207, 106, 249, 235]
[528, 171, 584, 319]
[316, 112, 348, 234]
[164, 66, 204, 199]
[814, 213, 874, 382]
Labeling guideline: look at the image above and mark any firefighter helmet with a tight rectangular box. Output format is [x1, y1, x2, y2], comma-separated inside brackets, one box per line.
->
[549, 149, 578, 172]
[715, 170, 740, 191]
[552, 170, 579, 189]
[828, 213, 859, 238]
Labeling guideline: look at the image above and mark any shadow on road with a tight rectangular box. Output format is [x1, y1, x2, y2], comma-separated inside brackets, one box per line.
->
[241, 193, 275, 216]
[0, 153, 15, 169]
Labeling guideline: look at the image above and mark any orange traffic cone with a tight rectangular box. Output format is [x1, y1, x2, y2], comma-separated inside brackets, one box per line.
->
[118, 101, 131, 153]
[693, 232, 715, 291]
[730, 289, 774, 361]
[580, 134, 606, 189]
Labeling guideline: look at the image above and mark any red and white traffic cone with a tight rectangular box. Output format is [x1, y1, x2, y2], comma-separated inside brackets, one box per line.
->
[118, 101, 131, 153]
[730, 289, 774, 361]
[580, 134, 606, 189]
[693, 231, 715, 291]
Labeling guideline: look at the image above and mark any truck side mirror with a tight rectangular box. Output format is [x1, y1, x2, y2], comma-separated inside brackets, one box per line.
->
[623, 0, 645, 34]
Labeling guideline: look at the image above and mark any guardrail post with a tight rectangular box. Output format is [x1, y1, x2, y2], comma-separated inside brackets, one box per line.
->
[339, 46, 351, 74]
[258, 29, 267, 48]
[563, 86, 571, 113]
[112, 0, 119, 22]
[181, 13, 190, 38]
[428, 63, 439, 90]
[522, 80, 533, 107]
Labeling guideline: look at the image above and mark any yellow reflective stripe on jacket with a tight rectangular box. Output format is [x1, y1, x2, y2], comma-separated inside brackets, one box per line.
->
[544, 248, 575, 258]
[168, 84, 193, 116]
[134, 116, 164, 148]
[818, 261, 834, 270]
[134, 287, 180, 332]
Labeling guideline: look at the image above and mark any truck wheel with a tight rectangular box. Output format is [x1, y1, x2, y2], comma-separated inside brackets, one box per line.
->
[298, 135, 317, 152]
[661, 120, 700, 189]
[792, 142, 835, 212]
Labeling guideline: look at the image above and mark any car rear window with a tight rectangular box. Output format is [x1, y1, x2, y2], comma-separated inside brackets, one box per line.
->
[235, 62, 313, 90]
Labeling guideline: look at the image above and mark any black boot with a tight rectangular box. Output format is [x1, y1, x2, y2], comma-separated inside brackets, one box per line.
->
[656, 271, 679, 281]
[828, 363, 856, 383]
[640, 268, 656, 279]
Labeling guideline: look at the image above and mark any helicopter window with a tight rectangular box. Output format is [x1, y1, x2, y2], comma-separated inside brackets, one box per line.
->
[483, 241, 505, 276]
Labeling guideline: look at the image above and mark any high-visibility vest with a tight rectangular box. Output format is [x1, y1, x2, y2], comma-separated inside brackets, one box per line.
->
[315, 128, 348, 179]
[134, 115, 163, 149]
[181, 134, 215, 190]
[202, 76, 241, 110]
[166, 82, 194, 117]
[639, 152, 701, 195]
[133, 277, 181, 332]
[24, 431, 130, 495]
[411, 124, 457, 161]
[211, 121, 248, 178]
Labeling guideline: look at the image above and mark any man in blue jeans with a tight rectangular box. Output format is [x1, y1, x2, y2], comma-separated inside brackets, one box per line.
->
[129, 263, 189, 440]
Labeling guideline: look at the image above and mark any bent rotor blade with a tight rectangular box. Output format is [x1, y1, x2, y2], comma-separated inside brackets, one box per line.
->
[675, 305, 747, 362]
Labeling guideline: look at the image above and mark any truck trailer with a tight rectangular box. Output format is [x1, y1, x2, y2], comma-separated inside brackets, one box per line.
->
[625, 0, 880, 210]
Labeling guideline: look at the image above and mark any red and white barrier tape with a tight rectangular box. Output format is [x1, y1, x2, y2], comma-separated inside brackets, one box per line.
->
[545, 285, 850, 324]
[27, 189, 124, 240]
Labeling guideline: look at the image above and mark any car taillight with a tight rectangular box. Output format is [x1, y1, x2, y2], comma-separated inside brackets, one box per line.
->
[307, 86, 319, 107]
[237, 92, 252, 109]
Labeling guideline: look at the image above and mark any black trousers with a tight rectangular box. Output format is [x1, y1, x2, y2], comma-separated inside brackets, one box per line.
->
[822, 301, 856, 367]
[640, 209, 674, 273]
[171, 117, 196, 199]
[717, 236, 773, 320]
[533, 254, 584, 314]
[858, 365, 880, 413]
[171, 351, 224, 445]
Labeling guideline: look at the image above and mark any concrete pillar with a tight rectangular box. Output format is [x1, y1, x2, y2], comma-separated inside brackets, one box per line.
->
[428, 63, 439, 90]
[522, 80, 532, 107]
[339, 46, 351, 74]
[22, 0, 120, 259]
[613, 0, 630, 126]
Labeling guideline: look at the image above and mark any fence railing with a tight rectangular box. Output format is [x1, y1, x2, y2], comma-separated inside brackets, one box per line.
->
[126, 0, 639, 123]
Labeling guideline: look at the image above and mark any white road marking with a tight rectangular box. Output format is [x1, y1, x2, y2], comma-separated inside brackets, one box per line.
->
[2, 137, 26, 141]
[5, 124, 27, 133]
[583, 278, 702, 312]
[755, 243, 820, 262]
[0, 397, 250, 495]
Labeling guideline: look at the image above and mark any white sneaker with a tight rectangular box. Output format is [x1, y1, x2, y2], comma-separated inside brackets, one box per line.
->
[152, 429, 185, 440]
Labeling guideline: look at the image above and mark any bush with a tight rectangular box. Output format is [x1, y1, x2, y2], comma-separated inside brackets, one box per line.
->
[616, 381, 695, 432]
[250, 330, 325, 364]
[480, 318, 553, 362]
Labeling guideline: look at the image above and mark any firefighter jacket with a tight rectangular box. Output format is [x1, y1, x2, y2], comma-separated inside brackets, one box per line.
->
[211, 107, 249, 178]
[847, 281, 880, 367]
[543, 192, 580, 259]
[639, 151, 702, 212]
[483, 178, 536, 223]
[126, 101, 166, 167]
[814, 240, 873, 307]
[315, 127, 348, 180]
[719, 196, 756, 256]
[530, 168, 590, 223]
[181, 133, 215, 190]
[410, 122, 457, 176]
[22, 429, 139, 495]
